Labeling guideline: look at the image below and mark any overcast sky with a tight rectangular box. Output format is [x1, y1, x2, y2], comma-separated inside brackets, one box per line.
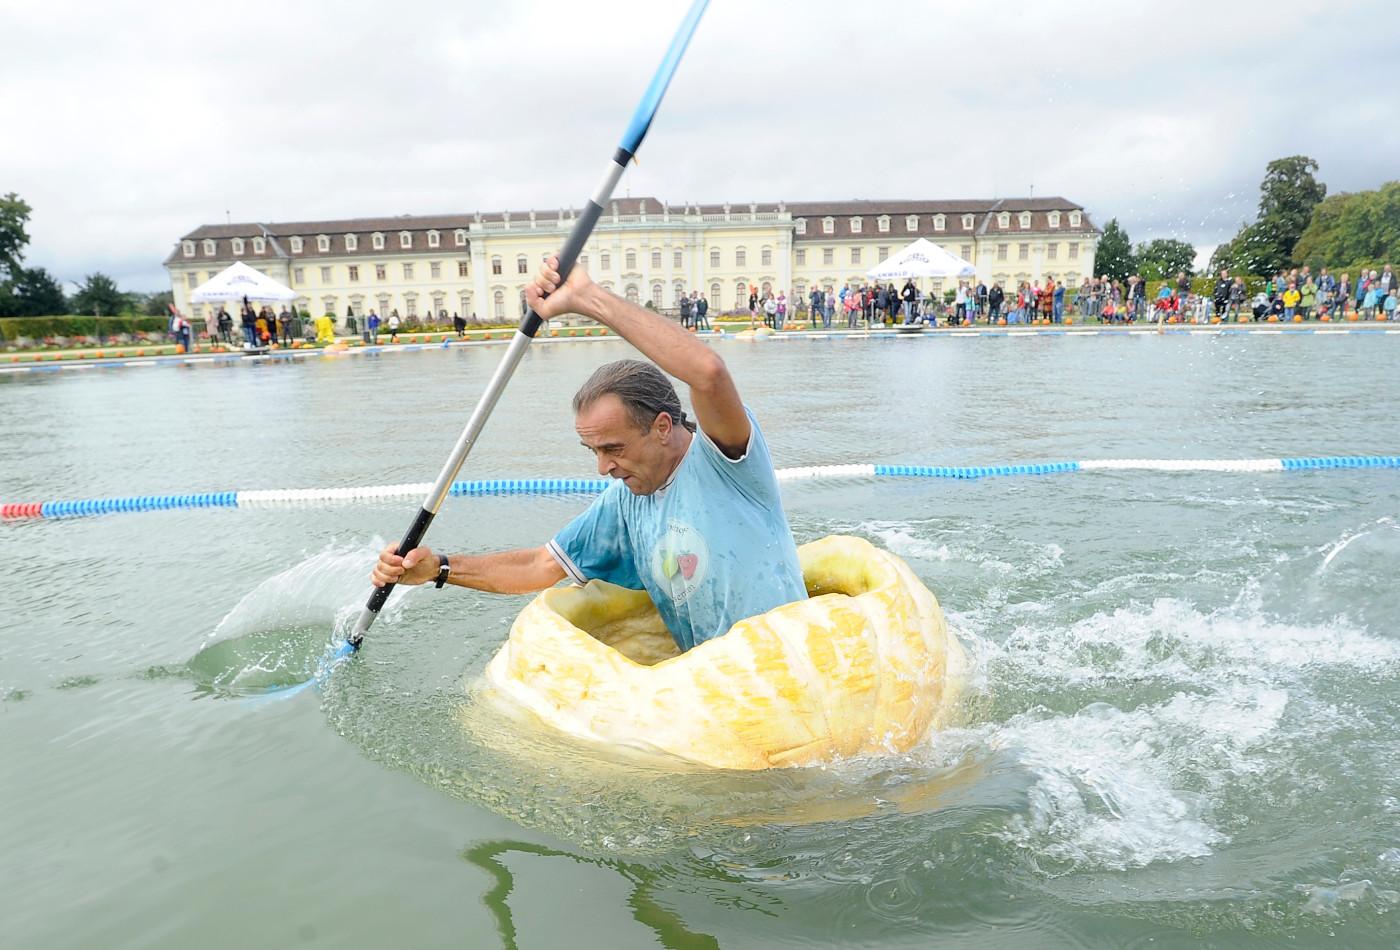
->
[3, 0, 1395, 291]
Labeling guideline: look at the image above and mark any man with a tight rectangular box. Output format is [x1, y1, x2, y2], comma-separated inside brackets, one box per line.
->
[371, 256, 807, 653]
[900, 278, 917, 323]
[694, 292, 709, 330]
[808, 286, 822, 328]
[1213, 269, 1232, 320]
[988, 281, 1004, 323]
[678, 291, 692, 329]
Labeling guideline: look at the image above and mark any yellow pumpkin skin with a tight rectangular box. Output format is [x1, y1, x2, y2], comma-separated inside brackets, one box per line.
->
[476, 535, 967, 769]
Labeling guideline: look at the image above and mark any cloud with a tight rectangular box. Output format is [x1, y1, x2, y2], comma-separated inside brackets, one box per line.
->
[2, 0, 1395, 290]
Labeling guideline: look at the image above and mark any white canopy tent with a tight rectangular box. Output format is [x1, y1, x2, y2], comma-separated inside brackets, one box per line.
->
[190, 261, 297, 303]
[865, 238, 976, 281]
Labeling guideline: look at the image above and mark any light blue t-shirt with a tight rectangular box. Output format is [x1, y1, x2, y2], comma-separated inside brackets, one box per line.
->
[548, 408, 806, 652]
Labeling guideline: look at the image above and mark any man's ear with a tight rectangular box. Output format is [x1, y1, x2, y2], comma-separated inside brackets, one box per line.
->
[654, 412, 673, 441]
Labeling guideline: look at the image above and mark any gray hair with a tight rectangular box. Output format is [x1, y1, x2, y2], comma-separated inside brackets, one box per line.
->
[572, 359, 697, 434]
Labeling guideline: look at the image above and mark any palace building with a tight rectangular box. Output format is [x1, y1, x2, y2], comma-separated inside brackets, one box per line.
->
[165, 197, 1099, 321]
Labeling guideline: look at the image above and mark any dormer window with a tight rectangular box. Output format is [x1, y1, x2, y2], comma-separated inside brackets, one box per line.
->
[877, 215, 890, 232]
[290, 236, 304, 253]
[231, 237, 245, 256]
[1019, 212, 1032, 229]
[1047, 212, 1061, 228]
[427, 230, 440, 248]
[851, 216, 862, 234]
[1069, 211, 1082, 227]
[795, 218, 806, 235]
[371, 232, 384, 250]
[252, 236, 265, 254]
[399, 231, 412, 249]
[822, 216, 834, 235]
[933, 214, 946, 232]
[998, 212, 1010, 228]
[962, 214, 974, 229]
[345, 233, 358, 251]
[454, 229, 467, 246]
[317, 234, 330, 252]
[182, 241, 195, 257]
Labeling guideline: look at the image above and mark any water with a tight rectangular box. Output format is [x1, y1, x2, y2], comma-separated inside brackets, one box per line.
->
[3, 333, 1398, 948]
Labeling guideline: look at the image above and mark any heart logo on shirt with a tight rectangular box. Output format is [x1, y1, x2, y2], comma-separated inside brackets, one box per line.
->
[677, 553, 698, 580]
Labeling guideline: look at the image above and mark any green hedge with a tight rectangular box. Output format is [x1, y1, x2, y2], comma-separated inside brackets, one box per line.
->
[0, 315, 169, 342]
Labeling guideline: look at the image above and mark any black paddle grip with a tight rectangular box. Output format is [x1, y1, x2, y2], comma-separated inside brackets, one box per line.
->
[364, 506, 437, 614]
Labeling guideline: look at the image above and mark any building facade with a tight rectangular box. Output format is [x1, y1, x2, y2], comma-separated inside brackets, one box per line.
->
[165, 197, 1098, 321]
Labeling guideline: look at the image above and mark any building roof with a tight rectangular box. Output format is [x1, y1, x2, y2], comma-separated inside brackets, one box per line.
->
[166, 196, 1097, 265]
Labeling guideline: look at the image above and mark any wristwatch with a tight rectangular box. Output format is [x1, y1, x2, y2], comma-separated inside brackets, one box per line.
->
[434, 553, 451, 589]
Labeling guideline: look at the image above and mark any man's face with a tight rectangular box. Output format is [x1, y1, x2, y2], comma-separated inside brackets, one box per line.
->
[576, 393, 674, 495]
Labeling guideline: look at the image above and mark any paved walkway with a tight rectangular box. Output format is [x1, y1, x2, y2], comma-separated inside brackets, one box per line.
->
[1, 321, 1395, 376]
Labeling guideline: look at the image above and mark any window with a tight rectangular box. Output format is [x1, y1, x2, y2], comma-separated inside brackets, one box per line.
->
[625, 284, 639, 305]
[430, 261, 441, 279]
[735, 281, 748, 309]
[795, 248, 806, 265]
[578, 254, 588, 271]
[375, 264, 386, 281]
[761, 247, 772, 267]
[600, 252, 611, 271]
[710, 281, 721, 303]
[961, 245, 973, 261]
[878, 215, 890, 233]
[345, 234, 358, 251]
[651, 282, 663, 305]
[1047, 212, 1061, 229]
[399, 231, 412, 249]
[673, 280, 685, 304]
[293, 267, 305, 282]
[491, 256, 502, 275]
[431, 293, 444, 316]
[252, 236, 265, 254]
[405, 295, 417, 318]
[851, 247, 861, 265]
[625, 249, 636, 270]
[322, 296, 337, 315]
[377, 294, 390, 314]
[673, 249, 682, 269]
[709, 248, 720, 268]
[1020, 212, 1032, 229]
[823, 248, 833, 265]
[851, 216, 863, 234]
[878, 246, 889, 260]
[1018, 243, 1029, 261]
[372, 232, 384, 250]
[427, 230, 440, 248]
[185, 272, 198, 289]
[735, 248, 746, 267]
[905, 215, 918, 231]
[231, 237, 245, 255]
[455, 229, 467, 247]
[403, 263, 415, 279]
[320, 266, 332, 283]
[290, 236, 303, 253]
[182, 240, 195, 257]
[516, 255, 528, 275]
[457, 260, 469, 277]
[1069, 211, 1082, 227]
[348, 265, 359, 282]
[493, 290, 505, 320]
[651, 249, 661, 269]
[997, 244, 1008, 261]
[795, 218, 806, 235]
[933, 214, 946, 232]
[317, 235, 330, 252]
[997, 212, 1010, 228]
[1069, 243, 1080, 261]
[822, 216, 834, 234]
[1047, 244, 1058, 260]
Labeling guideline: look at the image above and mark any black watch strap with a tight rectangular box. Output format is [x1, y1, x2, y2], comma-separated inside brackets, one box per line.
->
[434, 553, 451, 589]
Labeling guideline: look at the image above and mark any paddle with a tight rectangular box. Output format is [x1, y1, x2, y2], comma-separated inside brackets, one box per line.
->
[348, 0, 710, 650]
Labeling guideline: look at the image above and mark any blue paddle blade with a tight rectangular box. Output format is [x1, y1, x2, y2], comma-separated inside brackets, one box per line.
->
[257, 639, 357, 701]
[619, 0, 710, 154]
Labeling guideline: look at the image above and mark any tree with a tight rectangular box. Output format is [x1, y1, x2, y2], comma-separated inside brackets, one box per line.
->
[1133, 238, 1196, 281]
[1095, 218, 1134, 281]
[1293, 181, 1400, 271]
[0, 192, 31, 280]
[143, 290, 174, 316]
[71, 272, 129, 316]
[9, 267, 67, 316]
[1213, 156, 1326, 275]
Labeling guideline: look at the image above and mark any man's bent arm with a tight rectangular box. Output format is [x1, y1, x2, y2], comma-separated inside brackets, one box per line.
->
[445, 546, 566, 594]
[526, 260, 752, 458]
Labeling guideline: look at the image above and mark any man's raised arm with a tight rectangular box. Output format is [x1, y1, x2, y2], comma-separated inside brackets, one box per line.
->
[525, 256, 751, 458]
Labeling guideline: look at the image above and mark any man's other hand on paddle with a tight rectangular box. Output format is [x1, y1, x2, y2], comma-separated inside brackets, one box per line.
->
[372, 545, 439, 587]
